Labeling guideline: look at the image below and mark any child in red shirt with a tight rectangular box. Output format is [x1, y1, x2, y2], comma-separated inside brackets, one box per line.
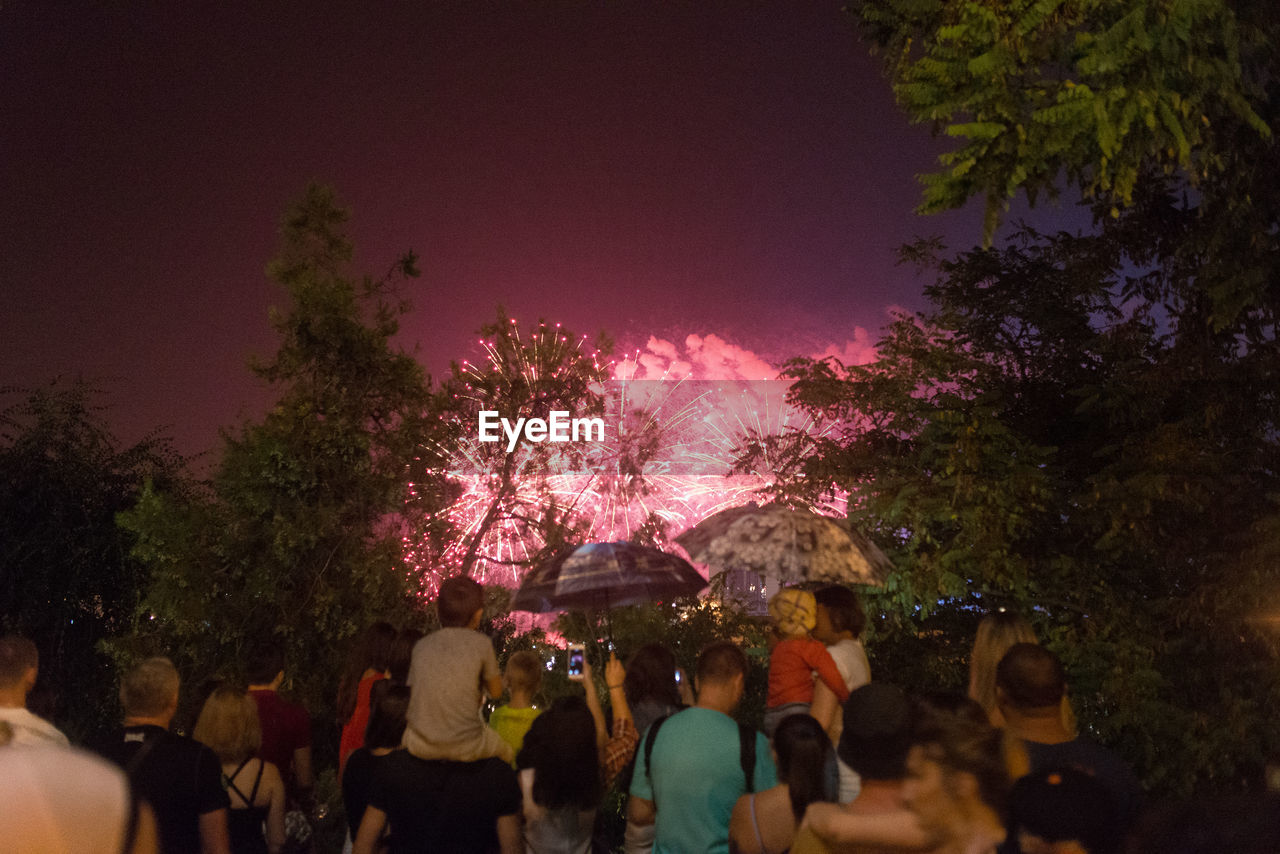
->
[763, 588, 850, 737]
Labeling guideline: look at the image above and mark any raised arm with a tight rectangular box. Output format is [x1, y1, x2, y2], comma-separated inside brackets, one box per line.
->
[601, 653, 640, 788]
[581, 658, 610, 749]
[605, 653, 632, 726]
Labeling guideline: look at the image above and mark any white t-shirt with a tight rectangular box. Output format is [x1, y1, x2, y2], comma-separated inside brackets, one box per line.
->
[0, 746, 134, 853]
[0, 706, 70, 747]
[826, 638, 871, 693]
[825, 639, 871, 804]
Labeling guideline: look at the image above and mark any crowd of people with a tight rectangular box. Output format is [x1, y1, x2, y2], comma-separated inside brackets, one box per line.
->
[3, 577, 1279, 853]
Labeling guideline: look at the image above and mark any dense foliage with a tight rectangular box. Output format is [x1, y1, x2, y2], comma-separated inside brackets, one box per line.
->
[0, 381, 186, 739]
[116, 186, 438, 727]
[851, 0, 1279, 326]
[749, 223, 1280, 795]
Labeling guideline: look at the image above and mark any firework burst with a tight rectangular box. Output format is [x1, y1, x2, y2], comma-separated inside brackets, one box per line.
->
[403, 322, 847, 595]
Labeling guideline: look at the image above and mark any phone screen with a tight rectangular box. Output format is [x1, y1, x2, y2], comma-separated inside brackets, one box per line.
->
[568, 646, 585, 678]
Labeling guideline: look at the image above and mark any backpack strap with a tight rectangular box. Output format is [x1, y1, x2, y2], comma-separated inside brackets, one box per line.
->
[642, 713, 672, 788]
[737, 723, 756, 794]
[123, 731, 160, 778]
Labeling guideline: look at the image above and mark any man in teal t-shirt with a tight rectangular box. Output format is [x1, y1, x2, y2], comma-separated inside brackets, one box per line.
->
[628, 641, 777, 854]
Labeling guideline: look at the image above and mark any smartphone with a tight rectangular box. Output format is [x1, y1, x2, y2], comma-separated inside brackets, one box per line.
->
[674, 668, 682, 685]
[567, 644, 585, 681]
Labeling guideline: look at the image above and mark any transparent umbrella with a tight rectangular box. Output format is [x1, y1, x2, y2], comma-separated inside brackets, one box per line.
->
[675, 502, 892, 586]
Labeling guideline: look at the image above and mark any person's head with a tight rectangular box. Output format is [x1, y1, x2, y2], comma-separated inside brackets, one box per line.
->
[903, 692, 1011, 842]
[245, 642, 285, 687]
[119, 657, 180, 720]
[0, 636, 39, 695]
[517, 695, 601, 811]
[814, 586, 866, 643]
[839, 682, 912, 781]
[996, 643, 1067, 715]
[193, 685, 261, 764]
[504, 650, 544, 698]
[695, 641, 748, 708]
[623, 643, 680, 708]
[388, 627, 424, 683]
[351, 622, 397, 673]
[364, 680, 411, 750]
[337, 621, 397, 723]
[773, 713, 839, 822]
[769, 588, 817, 640]
[437, 576, 485, 628]
[1010, 767, 1122, 854]
[968, 611, 1038, 718]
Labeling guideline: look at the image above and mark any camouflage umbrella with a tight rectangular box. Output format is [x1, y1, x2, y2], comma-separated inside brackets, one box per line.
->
[675, 502, 892, 586]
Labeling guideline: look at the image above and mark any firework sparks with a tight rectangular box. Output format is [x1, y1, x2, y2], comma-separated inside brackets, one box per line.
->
[404, 323, 850, 595]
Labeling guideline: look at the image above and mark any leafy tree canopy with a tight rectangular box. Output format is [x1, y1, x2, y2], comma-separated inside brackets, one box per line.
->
[117, 186, 438, 724]
[851, 0, 1279, 324]
[764, 225, 1280, 794]
[1, 379, 186, 738]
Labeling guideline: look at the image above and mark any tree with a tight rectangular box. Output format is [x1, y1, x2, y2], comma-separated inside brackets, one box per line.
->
[0, 380, 186, 739]
[851, 0, 1279, 324]
[765, 226, 1280, 795]
[118, 186, 439, 724]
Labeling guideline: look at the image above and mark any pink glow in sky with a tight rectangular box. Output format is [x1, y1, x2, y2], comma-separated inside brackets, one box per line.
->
[2, 2, 1004, 458]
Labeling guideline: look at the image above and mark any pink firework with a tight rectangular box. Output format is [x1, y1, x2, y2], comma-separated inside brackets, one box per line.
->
[403, 324, 848, 595]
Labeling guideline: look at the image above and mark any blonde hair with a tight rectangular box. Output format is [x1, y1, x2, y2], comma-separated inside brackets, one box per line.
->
[120, 657, 180, 718]
[968, 612, 1037, 723]
[193, 686, 262, 763]
[505, 650, 544, 694]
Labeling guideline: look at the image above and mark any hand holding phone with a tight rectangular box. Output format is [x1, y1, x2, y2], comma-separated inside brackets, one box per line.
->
[567, 644, 585, 681]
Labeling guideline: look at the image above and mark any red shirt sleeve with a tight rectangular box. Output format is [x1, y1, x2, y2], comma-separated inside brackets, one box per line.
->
[799, 639, 850, 702]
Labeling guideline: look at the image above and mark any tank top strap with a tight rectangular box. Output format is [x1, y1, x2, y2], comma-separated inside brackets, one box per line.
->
[247, 757, 265, 803]
[223, 757, 255, 805]
[749, 792, 767, 854]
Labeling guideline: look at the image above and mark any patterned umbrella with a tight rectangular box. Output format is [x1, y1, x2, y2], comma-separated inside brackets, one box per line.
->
[511, 541, 708, 613]
[675, 502, 892, 586]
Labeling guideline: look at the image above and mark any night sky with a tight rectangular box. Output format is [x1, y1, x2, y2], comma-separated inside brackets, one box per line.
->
[3, 1, 1007, 458]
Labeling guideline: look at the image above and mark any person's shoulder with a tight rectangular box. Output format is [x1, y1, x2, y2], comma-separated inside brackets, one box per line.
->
[260, 757, 285, 790]
[668, 705, 737, 737]
[1031, 736, 1135, 778]
[164, 730, 221, 767]
[0, 707, 69, 746]
[425, 626, 491, 651]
